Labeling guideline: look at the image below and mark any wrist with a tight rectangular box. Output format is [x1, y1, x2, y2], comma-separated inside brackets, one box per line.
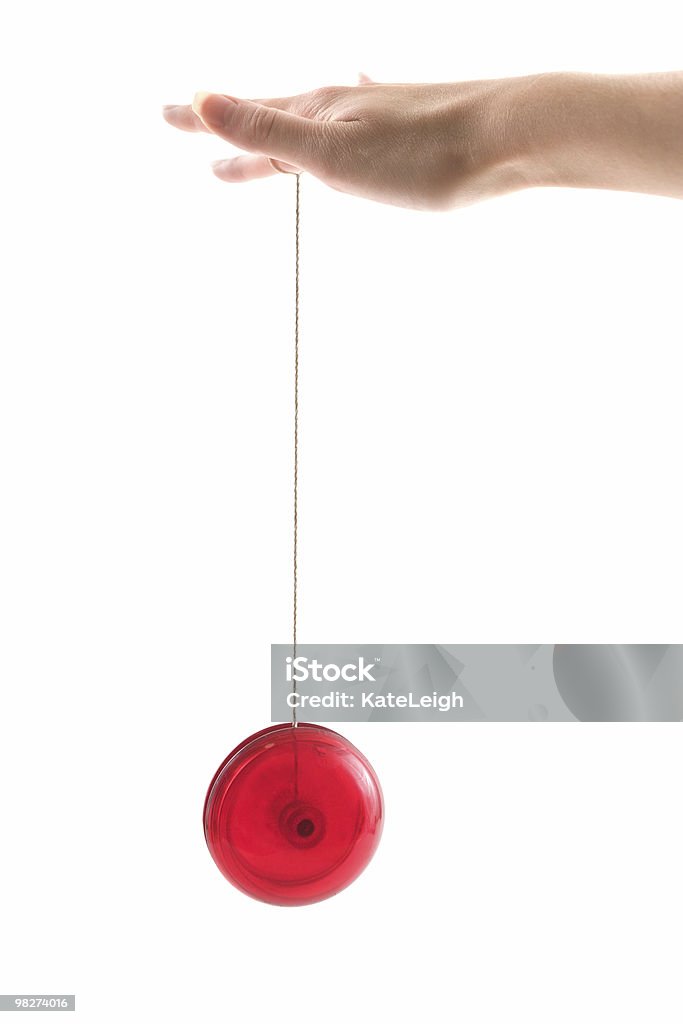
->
[473, 71, 620, 193]
[436, 69, 683, 207]
[437, 75, 556, 204]
[485, 72, 570, 191]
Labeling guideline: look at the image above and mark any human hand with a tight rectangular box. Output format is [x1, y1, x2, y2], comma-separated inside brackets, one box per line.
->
[163, 71, 683, 211]
[162, 73, 522, 212]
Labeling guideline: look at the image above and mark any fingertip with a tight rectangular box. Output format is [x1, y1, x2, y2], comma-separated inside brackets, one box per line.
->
[211, 158, 236, 183]
[192, 91, 241, 132]
[211, 154, 282, 182]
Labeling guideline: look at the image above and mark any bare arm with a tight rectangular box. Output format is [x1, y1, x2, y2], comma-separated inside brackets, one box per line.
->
[494, 71, 683, 200]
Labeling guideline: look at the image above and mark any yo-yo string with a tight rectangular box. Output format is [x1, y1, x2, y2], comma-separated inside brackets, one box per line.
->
[290, 171, 301, 803]
[292, 171, 301, 729]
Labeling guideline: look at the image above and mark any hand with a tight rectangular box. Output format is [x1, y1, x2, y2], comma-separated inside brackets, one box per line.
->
[162, 71, 683, 211]
[162, 73, 520, 212]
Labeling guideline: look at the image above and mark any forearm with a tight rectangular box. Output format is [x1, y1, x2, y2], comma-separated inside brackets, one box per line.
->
[489, 71, 683, 200]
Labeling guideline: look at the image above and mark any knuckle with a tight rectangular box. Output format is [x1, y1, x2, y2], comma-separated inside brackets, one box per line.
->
[250, 102, 279, 144]
[311, 85, 341, 102]
[306, 84, 347, 115]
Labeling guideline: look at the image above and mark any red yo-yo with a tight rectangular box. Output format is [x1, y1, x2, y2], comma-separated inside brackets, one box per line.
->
[203, 723, 384, 906]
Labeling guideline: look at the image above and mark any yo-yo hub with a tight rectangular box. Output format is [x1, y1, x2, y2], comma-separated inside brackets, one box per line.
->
[279, 800, 326, 848]
[203, 723, 383, 906]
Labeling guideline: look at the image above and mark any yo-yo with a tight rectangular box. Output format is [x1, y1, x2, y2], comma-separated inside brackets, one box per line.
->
[203, 723, 384, 906]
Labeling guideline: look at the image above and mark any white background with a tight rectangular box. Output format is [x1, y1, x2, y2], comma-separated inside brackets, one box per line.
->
[1, 0, 681, 1021]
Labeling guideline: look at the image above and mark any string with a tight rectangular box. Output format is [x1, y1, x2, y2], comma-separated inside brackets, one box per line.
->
[292, 171, 301, 728]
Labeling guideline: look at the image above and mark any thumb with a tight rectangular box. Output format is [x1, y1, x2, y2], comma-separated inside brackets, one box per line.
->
[192, 91, 325, 167]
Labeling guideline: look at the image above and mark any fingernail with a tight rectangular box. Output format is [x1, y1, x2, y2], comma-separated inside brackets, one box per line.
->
[192, 91, 239, 128]
[162, 104, 179, 111]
